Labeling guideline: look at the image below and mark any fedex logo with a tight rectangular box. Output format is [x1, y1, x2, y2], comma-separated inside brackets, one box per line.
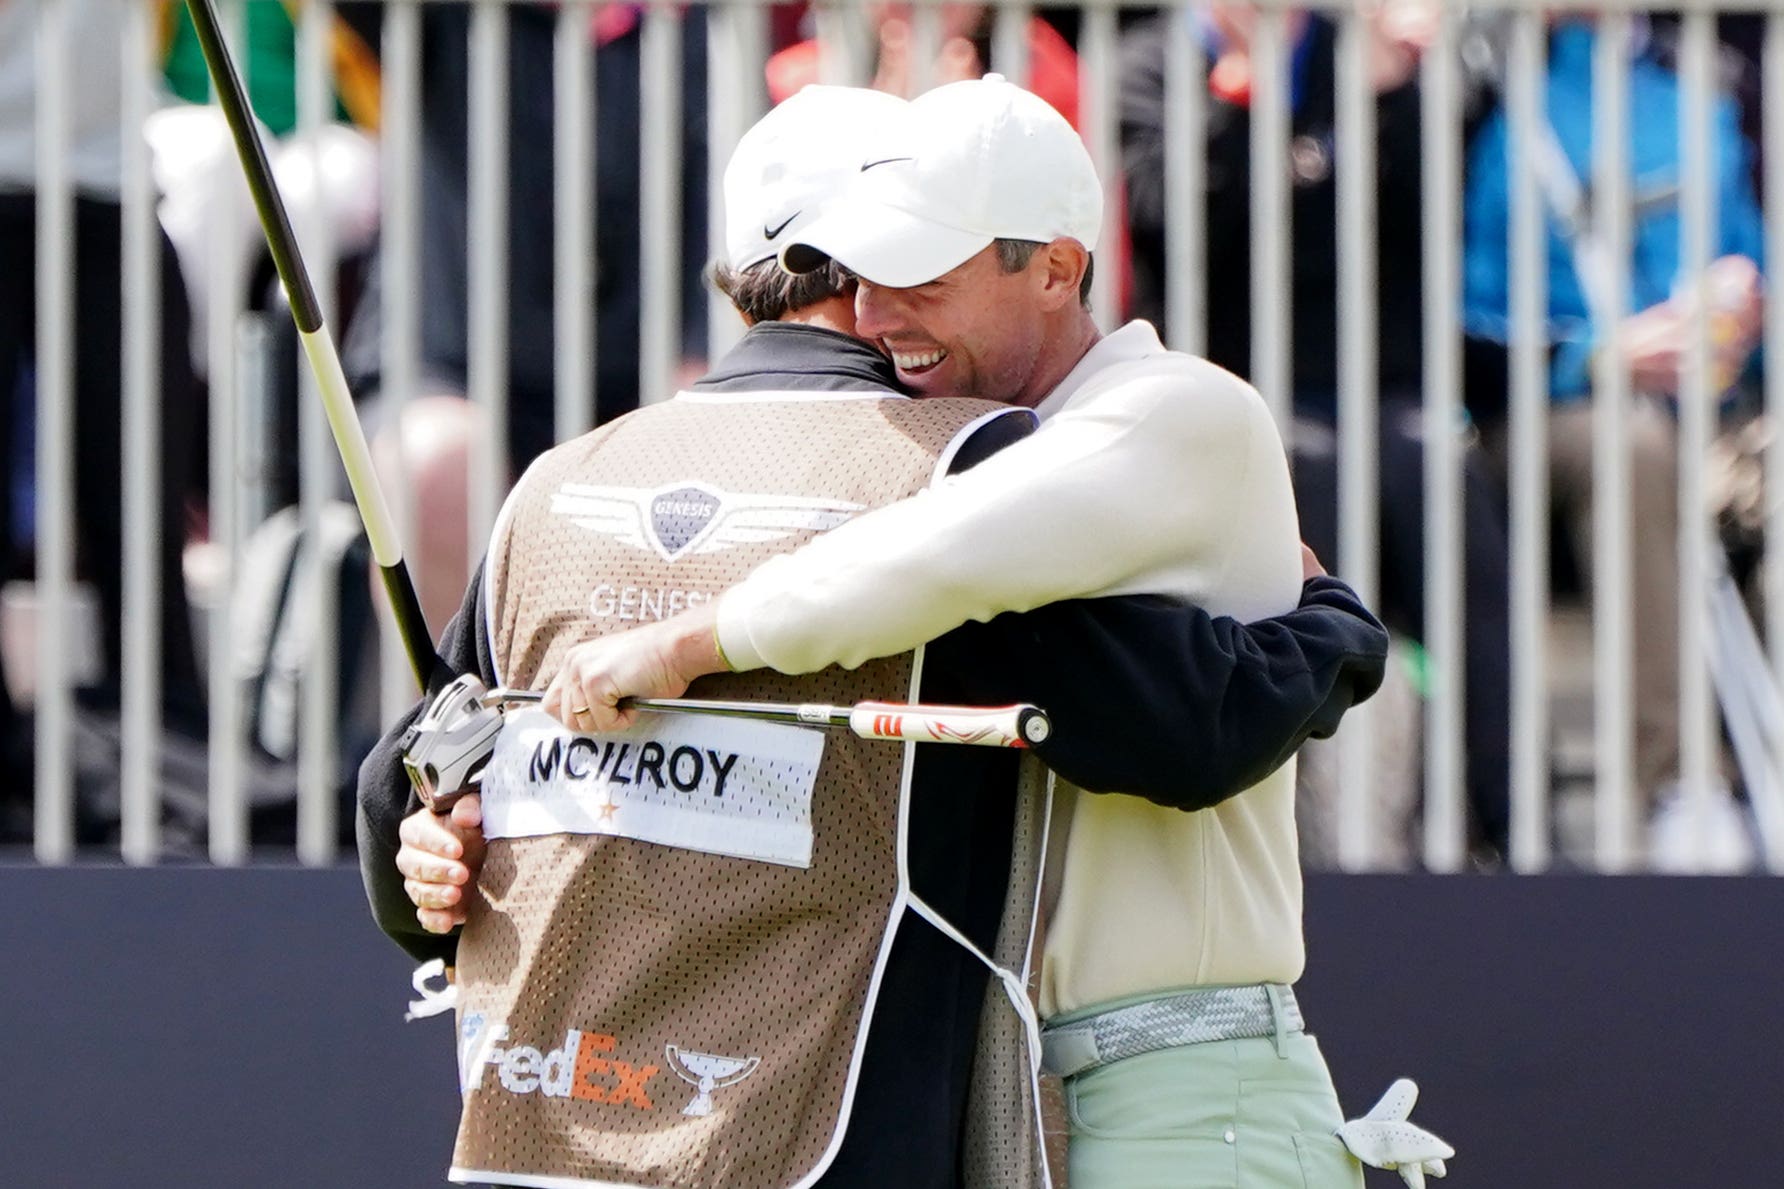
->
[461, 1017, 660, 1109]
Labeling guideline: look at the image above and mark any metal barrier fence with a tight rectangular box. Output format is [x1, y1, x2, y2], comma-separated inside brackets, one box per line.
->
[7, 0, 1783, 874]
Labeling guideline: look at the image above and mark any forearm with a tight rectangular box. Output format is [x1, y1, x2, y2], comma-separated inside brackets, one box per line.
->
[357, 705, 454, 966]
[717, 377, 1261, 673]
[1203, 576, 1390, 785]
[924, 578, 1388, 810]
[356, 563, 495, 962]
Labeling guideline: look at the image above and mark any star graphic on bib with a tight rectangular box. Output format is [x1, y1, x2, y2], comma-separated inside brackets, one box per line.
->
[593, 794, 621, 824]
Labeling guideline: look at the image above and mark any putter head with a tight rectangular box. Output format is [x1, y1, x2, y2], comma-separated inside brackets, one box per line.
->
[401, 673, 506, 812]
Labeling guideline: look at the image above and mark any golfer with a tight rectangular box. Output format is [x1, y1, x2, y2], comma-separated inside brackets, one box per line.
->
[542, 77, 1449, 1188]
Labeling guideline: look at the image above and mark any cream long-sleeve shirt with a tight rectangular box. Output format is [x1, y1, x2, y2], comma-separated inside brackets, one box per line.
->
[716, 321, 1305, 1016]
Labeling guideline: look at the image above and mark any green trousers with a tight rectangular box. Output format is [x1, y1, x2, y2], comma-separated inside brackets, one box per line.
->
[1062, 1032, 1365, 1188]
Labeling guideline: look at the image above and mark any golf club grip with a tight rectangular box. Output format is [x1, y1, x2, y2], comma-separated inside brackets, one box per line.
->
[846, 702, 1051, 749]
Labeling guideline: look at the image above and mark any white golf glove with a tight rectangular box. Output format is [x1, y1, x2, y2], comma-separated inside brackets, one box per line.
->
[1335, 1078, 1454, 1189]
[405, 957, 459, 1021]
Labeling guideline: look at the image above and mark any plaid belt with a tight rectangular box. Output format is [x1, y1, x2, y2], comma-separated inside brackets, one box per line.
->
[1040, 984, 1304, 1079]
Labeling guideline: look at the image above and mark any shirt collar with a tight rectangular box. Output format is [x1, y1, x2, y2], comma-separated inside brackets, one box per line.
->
[1033, 321, 1168, 421]
[691, 322, 903, 394]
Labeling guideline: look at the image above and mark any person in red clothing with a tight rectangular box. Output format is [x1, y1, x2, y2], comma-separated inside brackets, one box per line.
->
[766, 3, 1081, 128]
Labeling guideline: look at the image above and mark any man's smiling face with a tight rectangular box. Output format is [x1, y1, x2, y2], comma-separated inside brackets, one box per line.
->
[852, 245, 1050, 407]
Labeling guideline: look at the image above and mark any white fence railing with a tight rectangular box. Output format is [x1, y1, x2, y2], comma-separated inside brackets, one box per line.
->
[5, 0, 1782, 874]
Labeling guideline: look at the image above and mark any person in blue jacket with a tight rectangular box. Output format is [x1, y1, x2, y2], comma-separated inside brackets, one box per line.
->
[1463, 16, 1766, 815]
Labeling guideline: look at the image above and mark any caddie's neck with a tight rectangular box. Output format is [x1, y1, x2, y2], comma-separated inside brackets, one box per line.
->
[774, 294, 858, 337]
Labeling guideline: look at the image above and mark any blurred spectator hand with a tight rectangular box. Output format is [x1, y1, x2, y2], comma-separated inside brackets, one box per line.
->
[872, 15, 984, 97]
[1206, 5, 1309, 102]
[1207, 4, 1429, 98]
[1620, 301, 1691, 394]
[1699, 254, 1764, 390]
[1368, 0, 1438, 91]
[1618, 254, 1762, 396]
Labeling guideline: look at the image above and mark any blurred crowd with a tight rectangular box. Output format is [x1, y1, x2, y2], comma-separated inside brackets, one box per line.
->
[0, 1, 1773, 869]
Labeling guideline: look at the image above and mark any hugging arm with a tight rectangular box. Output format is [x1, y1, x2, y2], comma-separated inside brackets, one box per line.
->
[922, 576, 1389, 810]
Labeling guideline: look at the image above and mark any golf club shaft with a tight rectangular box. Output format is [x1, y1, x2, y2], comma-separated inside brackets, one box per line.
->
[184, 0, 450, 696]
[490, 690, 1051, 749]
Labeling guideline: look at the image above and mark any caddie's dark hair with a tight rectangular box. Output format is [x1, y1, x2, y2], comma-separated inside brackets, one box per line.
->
[993, 238, 1095, 308]
[709, 257, 854, 323]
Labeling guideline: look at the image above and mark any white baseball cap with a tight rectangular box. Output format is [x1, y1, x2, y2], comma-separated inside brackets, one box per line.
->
[779, 75, 1103, 288]
[723, 85, 908, 273]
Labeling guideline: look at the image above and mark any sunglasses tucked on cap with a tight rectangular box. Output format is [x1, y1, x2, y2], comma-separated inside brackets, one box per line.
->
[723, 85, 908, 273]
[779, 74, 1104, 289]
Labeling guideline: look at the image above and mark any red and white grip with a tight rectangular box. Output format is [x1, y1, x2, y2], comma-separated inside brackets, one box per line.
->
[845, 702, 1051, 749]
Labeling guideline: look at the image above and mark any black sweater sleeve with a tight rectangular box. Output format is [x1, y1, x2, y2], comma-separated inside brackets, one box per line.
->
[921, 577, 1389, 811]
[354, 564, 496, 965]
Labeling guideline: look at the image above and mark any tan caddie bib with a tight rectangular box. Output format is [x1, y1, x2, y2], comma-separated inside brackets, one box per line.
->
[447, 391, 1022, 1189]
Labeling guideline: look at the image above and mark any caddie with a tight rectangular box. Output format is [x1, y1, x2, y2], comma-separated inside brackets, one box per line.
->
[364, 85, 1392, 1189]
[539, 77, 1451, 1188]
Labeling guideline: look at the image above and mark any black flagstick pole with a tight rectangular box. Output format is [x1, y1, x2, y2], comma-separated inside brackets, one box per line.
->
[183, 0, 452, 696]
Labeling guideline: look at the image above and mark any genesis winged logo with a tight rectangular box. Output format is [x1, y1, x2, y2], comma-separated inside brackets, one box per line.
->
[551, 481, 864, 563]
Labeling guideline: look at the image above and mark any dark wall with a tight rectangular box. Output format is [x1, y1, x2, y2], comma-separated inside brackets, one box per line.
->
[0, 866, 460, 1188]
[2, 867, 1779, 1187]
[1298, 874, 1784, 1188]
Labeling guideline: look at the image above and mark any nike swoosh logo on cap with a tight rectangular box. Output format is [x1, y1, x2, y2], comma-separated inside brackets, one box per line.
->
[763, 212, 800, 240]
[860, 157, 915, 172]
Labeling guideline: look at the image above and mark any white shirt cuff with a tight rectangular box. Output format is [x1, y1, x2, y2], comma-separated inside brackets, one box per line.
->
[714, 588, 769, 673]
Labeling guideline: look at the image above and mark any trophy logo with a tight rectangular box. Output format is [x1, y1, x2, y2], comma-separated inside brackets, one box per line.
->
[663, 1045, 761, 1117]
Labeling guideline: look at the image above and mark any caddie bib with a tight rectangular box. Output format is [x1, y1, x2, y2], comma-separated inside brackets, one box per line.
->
[448, 391, 1024, 1189]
